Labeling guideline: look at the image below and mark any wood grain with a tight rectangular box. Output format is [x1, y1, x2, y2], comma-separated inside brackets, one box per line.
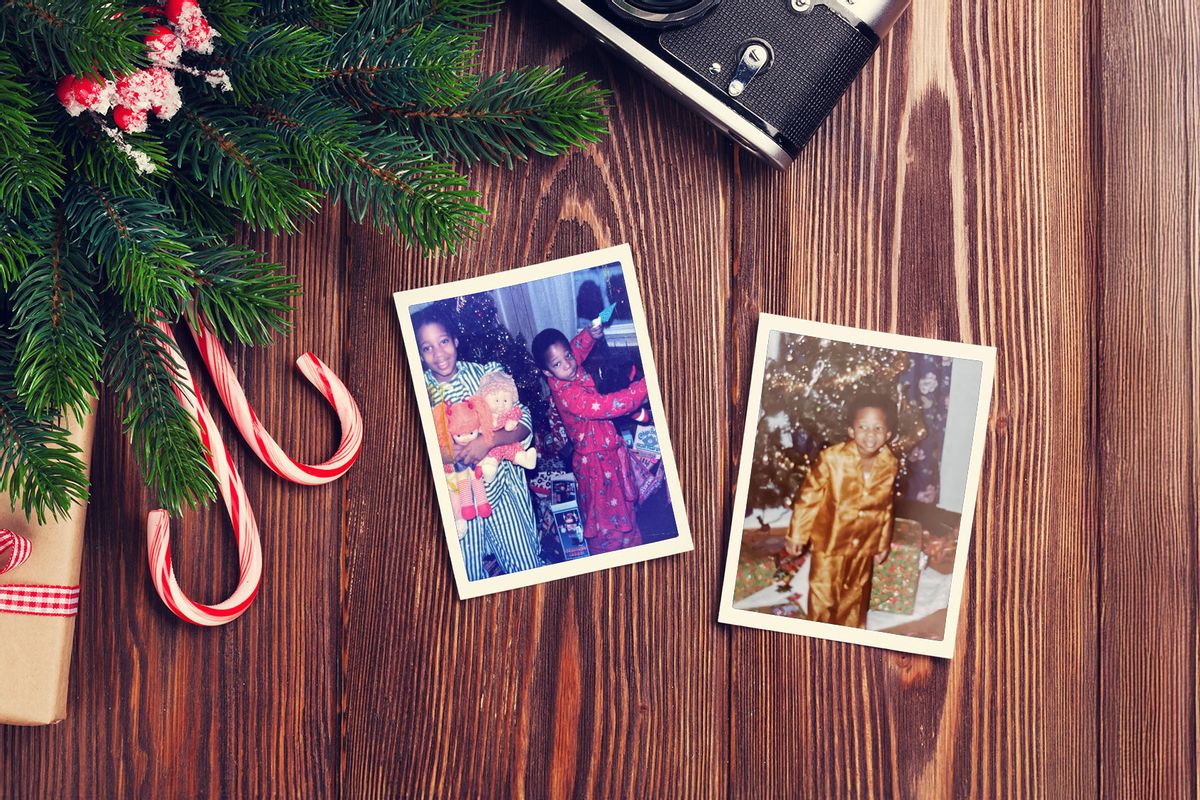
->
[1098, 1, 1199, 796]
[2, 0, 1197, 796]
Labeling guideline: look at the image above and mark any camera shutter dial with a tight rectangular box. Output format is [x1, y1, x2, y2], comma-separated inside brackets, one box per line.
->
[727, 42, 771, 97]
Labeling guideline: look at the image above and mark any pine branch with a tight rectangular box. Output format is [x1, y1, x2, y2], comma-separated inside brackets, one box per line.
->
[64, 181, 197, 315]
[225, 23, 331, 103]
[102, 310, 215, 514]
[0, 0, 149, 78]
[160, 173, 238, 238]
[9, 212, 101, 419]
[0, 386, 89, 523]
[255, 94, 484, 250]
[335, 138, 484, 250]
[354, 0, 499, 37]
[0, 212, 37, 287]
[328, 21, 475, 109]
[202, 0, 256, 44]
[400, 67, 609, 167]
[254, 0, 360, 30]
[169, 103, 323, 232]
[186, 243, 299, 345]
[0, 56, 65, 214]
[65, 115, 169, 198]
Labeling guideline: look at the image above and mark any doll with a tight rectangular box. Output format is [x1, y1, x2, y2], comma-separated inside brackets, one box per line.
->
[443, 399, 493, 536]
[474, 371, 538, 474]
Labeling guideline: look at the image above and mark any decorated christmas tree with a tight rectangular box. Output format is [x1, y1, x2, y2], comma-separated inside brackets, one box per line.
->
[0, 0, 607, 522]
[436, 292, 555, 443]
[747, 334, 929, 523]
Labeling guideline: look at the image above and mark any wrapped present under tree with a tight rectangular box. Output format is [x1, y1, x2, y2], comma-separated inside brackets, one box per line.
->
[869, 518, 924, 615]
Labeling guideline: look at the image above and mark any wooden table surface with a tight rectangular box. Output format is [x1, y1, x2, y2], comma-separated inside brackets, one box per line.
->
[5, 0, 1198, 796]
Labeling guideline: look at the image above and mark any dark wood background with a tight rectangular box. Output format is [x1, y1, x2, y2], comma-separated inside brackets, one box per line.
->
[4, 0, 1198, 795]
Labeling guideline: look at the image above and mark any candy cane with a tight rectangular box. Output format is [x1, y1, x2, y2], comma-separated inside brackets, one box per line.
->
[146, 320, 261, 626]
[187, 316, 362, 484]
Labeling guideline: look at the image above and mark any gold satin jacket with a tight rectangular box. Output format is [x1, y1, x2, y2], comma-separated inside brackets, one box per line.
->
[786, 440, 899, 555]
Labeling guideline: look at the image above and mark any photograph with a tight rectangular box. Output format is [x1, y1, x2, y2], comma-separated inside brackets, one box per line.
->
[719, 315, 995, 658]
[395, 245, 692, 598]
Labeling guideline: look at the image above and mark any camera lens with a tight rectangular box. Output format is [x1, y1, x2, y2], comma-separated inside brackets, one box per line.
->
[606, 0, 719, 27]
[623, 0, 699, 11]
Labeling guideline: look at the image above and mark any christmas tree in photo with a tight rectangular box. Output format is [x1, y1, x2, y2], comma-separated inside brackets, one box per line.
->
[746, 333, 929, 526]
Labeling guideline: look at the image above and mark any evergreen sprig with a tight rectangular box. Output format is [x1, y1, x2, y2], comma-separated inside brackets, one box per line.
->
[0, 0, 609, 520]
[9, 215, 102, 419]
[102, 311, 216, 513]
[0, 386, 90, 524]
[404, 67, 610, 166]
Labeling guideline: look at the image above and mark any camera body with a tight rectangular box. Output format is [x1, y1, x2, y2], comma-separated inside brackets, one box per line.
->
[548, 0, 909, 168]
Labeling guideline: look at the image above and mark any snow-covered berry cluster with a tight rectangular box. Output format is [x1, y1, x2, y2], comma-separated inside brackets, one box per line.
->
[55, 0, 224, 133]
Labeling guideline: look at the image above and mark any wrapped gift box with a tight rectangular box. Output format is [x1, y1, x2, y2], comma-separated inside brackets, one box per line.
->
[0, 408, 96, 725]
[734, 556, 778, 602]
[530, 466, 589, 561]
[869, 518, 923, 615]
[632, 424, 660, 459]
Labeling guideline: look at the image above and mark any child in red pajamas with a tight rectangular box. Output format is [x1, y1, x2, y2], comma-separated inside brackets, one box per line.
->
[533, 322, 649, 553]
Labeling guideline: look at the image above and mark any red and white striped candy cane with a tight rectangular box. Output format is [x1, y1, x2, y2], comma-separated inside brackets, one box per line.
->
[187, 316, 362, 484]
[147, 319, 263, 626]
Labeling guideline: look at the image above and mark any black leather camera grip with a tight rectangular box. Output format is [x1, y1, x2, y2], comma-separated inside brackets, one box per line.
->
[660, 2, 878, 150]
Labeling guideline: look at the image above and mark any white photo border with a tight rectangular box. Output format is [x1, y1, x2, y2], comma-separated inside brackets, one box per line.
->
[394, 244, 694, 599]
[717, 314, 996, 658]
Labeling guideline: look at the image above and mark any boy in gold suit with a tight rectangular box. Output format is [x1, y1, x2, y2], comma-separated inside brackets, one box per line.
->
[784, 394, 899, 628]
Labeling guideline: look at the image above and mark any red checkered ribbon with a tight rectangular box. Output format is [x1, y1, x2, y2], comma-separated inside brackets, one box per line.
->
[0, 528, 31, 575]
[0, 584, 80, 617]
[0, 528, 80, 617]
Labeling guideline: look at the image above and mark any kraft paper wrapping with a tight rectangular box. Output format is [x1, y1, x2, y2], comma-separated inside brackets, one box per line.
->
[0, 407, 96, 726]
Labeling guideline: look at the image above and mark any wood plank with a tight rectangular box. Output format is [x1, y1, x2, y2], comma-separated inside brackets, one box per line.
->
[1098, 1, 1199, 795]
[338, 0, 733, 794]
[727, 1, 1100, 796]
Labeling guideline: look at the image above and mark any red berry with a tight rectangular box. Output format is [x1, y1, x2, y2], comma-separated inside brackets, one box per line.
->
[72, 75, 106, 107]
[145, 23, 181, 63]
[163, 0, 197, 23]
[113, 105, 148, 133]
[56, 74, 77, 106]
[146, 23, 175, 41]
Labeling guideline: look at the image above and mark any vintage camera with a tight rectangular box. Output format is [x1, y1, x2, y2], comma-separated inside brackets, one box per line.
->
[548, 0, 909, 168]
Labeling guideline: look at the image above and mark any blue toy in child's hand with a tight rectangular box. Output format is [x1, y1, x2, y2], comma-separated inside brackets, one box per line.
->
[593, 303, 617, 326]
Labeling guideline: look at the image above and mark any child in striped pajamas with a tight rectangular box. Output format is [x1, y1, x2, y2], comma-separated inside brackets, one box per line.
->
[532, 322, 649, 553]
[414, 309, 544, 580]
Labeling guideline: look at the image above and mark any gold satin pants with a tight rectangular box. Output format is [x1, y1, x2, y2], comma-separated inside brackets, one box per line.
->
[806, 550, 875, 628]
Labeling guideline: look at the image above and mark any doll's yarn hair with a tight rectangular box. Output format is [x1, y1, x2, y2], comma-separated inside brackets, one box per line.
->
[445, 399, 484, 437]
[477, 371, 519, 403]
[847, 392, 897, 431]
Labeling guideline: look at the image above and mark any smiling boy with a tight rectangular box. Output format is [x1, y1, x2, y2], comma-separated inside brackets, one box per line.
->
[784, 394, 900, 628]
